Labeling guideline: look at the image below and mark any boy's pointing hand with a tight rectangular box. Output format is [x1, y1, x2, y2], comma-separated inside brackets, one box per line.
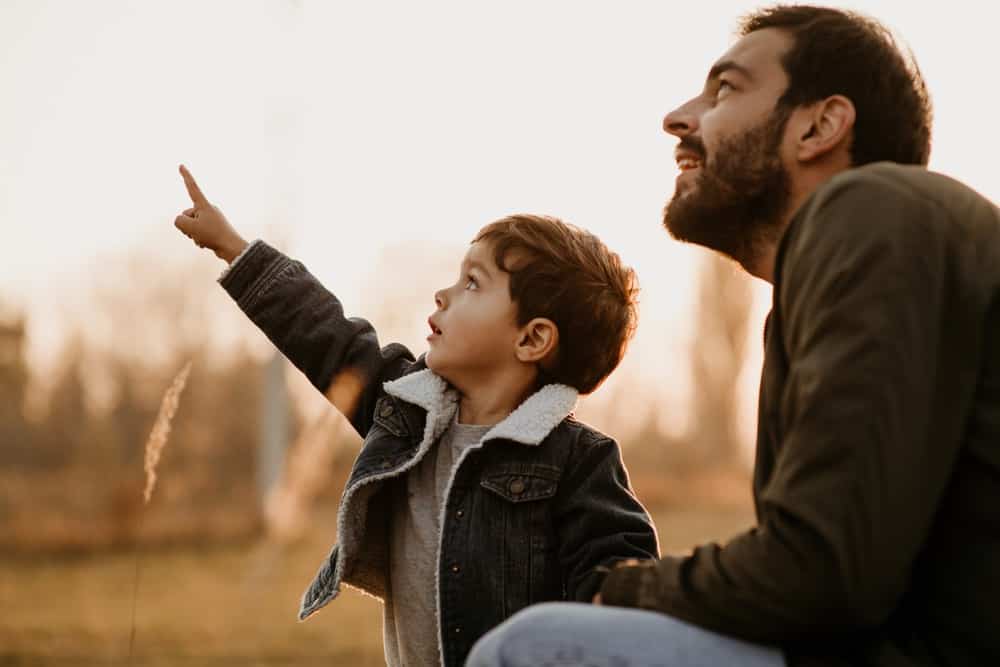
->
[174, 165, 248, 263]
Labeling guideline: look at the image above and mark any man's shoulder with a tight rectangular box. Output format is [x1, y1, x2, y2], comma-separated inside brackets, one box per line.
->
[776, 162, 1000, 316]
[816, 163, 935, 212]
[786, 162, 994, 260]
[831, 161, 937, 187]
[813, 162, 993, 220]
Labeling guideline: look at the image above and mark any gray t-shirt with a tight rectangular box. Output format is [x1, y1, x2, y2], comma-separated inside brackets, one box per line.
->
[383, 415, 491, 667]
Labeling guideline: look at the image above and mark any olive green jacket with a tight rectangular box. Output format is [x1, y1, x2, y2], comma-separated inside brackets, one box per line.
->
[602, 163, 1000, 666]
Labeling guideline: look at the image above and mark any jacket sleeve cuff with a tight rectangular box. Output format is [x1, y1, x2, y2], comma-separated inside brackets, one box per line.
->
[217, 239, 291, 308]
[600, 561, 656, 608]
[218, 238, 264, 283]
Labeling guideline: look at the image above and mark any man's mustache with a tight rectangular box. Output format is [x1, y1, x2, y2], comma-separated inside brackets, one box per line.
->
[678, 136, 707, 161]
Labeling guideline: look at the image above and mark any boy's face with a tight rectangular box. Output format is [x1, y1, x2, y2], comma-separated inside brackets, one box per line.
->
[425, 240, 523, 388]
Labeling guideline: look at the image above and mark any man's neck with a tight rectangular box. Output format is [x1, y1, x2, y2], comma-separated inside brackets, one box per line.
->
[745, 166, 849, 283]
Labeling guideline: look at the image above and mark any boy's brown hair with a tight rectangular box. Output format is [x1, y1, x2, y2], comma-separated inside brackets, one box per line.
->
[474, 214, 638, 395]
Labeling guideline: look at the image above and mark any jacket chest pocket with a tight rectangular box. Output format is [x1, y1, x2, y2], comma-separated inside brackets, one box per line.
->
[480, 466, 560, 546]
[479, 464, 562, 611]
[480, 465, 560, 503]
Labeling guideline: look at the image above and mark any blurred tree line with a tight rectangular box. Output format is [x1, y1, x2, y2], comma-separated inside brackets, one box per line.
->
[0, 257, 272, 552]
[0, 246, 760, 552]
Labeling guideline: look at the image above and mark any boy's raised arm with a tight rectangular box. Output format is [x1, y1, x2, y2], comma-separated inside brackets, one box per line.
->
[172, 165, 416, 435]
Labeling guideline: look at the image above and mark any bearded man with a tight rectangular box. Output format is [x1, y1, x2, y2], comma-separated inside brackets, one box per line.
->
[468, 6, 1000, 666]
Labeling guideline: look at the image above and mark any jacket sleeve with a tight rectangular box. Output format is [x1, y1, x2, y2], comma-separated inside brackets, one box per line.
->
[219, 240, 416, 437]
[556, 431, 660, 602]
[601, 173, 961, 642]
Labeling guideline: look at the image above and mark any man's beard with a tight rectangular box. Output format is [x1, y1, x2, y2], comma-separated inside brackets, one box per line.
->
[663, 108, 792, 268]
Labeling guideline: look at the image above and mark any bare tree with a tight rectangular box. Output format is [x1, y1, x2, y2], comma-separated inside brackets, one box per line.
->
[685, 252, 753, 467]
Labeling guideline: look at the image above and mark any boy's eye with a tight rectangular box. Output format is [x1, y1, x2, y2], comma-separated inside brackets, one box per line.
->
[464, 275, 478, 290]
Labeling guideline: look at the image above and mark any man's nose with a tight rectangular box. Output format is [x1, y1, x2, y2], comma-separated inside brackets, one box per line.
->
[663, 97, 702, 138]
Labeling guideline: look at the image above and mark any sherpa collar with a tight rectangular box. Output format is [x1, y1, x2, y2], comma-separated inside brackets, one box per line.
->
[382, 368, 578, 446]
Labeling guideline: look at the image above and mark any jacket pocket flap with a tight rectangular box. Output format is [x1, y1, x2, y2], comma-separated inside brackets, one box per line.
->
[480, 464, 560, 503]
[372, 396, 410, 438]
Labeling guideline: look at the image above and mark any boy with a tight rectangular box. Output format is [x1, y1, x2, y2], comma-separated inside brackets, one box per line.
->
[173, 165, 658, 666]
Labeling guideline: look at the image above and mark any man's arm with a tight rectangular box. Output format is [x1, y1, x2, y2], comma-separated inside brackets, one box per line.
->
[600, 174, 960, 642]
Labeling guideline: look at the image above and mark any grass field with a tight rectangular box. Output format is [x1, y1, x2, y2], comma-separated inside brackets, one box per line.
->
[0, 503, 755, 666]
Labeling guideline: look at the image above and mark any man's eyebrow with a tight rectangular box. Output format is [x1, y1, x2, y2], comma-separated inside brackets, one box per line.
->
[706, 60, 755, 83]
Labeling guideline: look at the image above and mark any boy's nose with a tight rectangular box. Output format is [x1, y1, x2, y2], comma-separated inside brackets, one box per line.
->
[434, 289, 446, 309]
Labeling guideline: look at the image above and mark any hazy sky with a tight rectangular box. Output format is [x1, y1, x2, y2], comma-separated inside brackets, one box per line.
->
[2, 0, 997, 438]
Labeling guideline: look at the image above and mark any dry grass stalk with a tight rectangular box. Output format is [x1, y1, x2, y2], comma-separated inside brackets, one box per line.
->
[142, 361, 192, 504]
[130, 360, 192, 664]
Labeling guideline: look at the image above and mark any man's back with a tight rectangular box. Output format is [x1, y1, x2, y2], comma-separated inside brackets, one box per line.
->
[760, 162, 1000, 665]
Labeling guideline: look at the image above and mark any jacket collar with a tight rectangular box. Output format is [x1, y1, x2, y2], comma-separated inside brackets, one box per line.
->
[383, 368, 578, 446]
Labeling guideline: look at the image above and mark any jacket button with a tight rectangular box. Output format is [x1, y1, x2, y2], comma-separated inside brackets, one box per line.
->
[454, 627, 461, 634]
[455, 509, 464, 518]
[451, 563, 460, 573]
[379, 403, 394, 418]
[508, 478, 526, 495]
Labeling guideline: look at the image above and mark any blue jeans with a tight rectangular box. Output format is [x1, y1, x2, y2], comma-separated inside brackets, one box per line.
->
[466, 602, 786, 667]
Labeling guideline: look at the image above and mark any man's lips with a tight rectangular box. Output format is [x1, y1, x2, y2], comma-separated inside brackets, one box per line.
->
[674, 148, 703, 190]
[675, 148, 704, 172]
[677, 157, 702, 171]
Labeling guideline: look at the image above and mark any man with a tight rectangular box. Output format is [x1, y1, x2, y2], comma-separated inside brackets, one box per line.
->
[467, 5, 1000, 666]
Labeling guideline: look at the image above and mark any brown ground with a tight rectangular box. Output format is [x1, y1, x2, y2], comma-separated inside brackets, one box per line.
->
[0, 503, 755, 666]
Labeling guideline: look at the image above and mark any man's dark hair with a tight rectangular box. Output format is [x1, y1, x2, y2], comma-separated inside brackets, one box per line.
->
[741, 5, 932, 166]
[474, 215, 638, 395]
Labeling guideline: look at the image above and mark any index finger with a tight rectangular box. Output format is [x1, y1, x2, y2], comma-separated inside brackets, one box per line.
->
[179, 164, 209, 207]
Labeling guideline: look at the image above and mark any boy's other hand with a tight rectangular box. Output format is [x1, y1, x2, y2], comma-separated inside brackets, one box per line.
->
[174, 165, 249, 263]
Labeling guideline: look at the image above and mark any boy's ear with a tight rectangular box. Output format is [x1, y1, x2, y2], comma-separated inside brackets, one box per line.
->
[515, 317, 559, 365]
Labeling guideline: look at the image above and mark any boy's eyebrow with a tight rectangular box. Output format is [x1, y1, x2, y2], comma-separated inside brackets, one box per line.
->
[463, 258, 493, 279]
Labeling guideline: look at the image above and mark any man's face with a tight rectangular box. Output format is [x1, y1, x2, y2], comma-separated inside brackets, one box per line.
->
[662, 28, 796, 266]
[425, 240, 522, 389]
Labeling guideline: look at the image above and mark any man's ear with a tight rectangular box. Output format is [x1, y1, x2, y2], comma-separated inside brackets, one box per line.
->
[795, 95, 855, 163]
[515, 317, 559, 365]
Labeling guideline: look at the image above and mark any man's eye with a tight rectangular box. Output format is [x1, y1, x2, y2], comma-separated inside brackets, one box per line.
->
[716, 80, 734, 98]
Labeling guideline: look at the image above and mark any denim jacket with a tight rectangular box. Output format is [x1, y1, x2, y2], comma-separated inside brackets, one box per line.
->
[220, 240, 659, 667]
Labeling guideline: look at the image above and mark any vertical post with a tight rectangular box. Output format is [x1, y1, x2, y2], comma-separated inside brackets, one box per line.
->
[257, 0, 301, 505]
[258, 350, 289, 503]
